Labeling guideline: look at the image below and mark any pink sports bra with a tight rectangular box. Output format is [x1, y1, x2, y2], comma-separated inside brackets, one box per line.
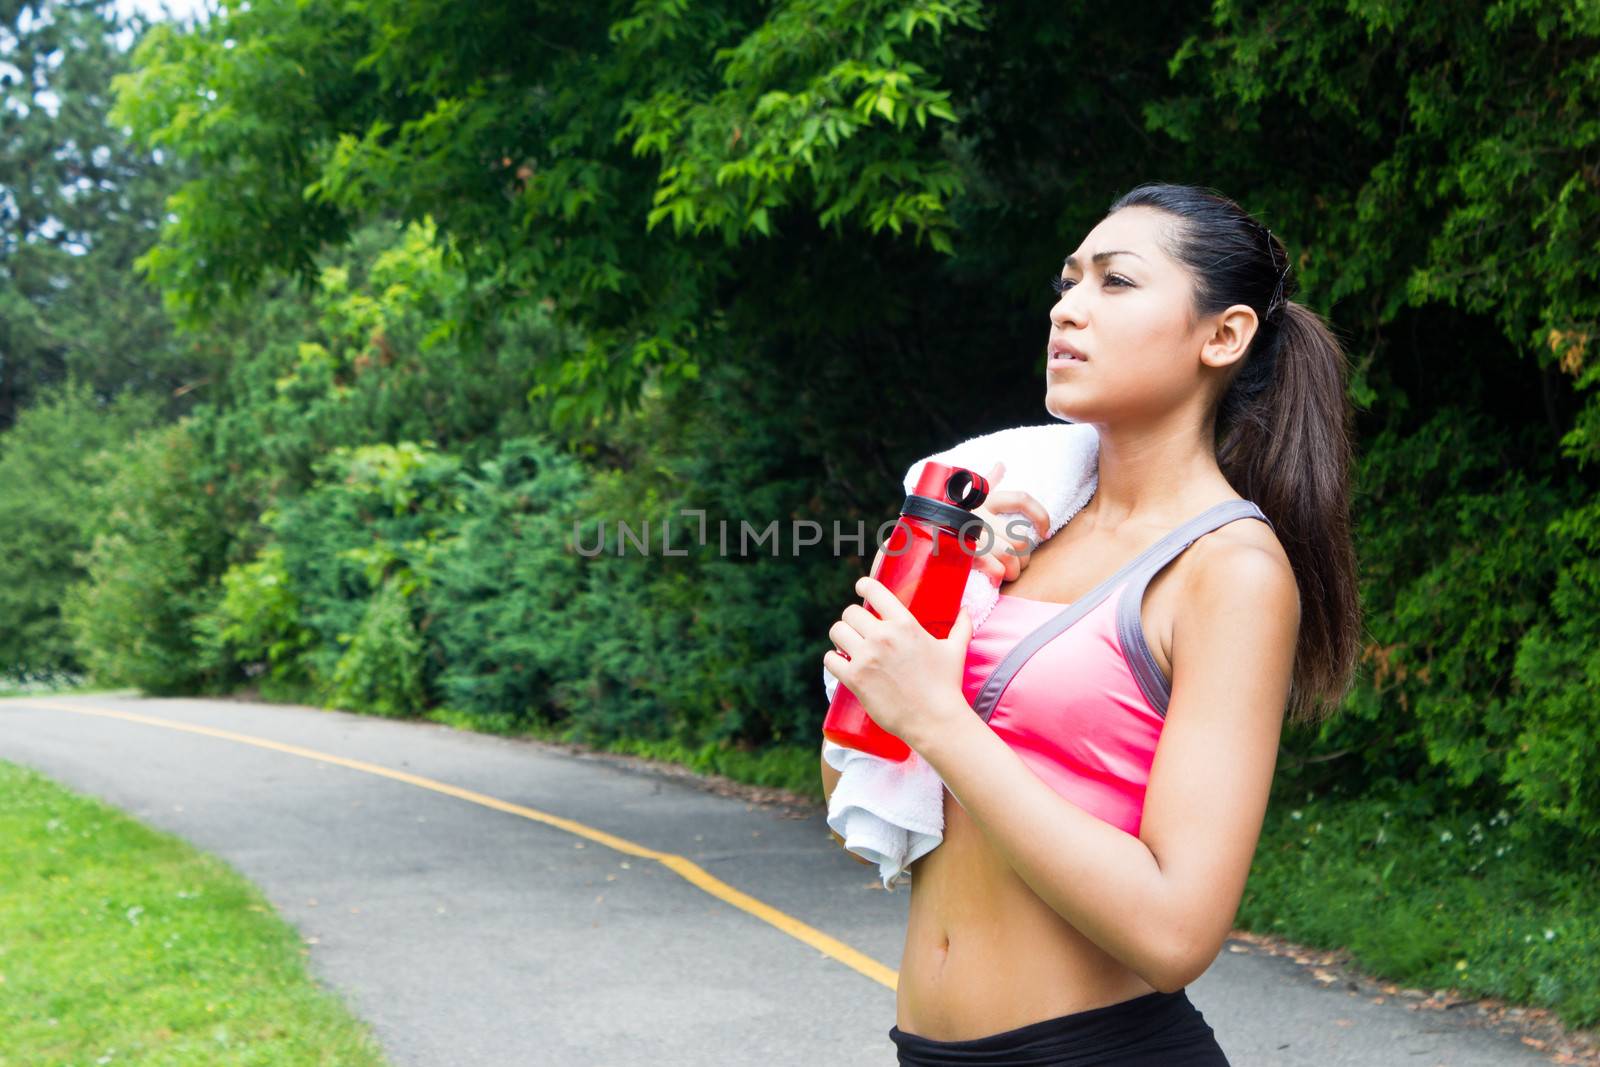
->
[959, 499, 1273, 837]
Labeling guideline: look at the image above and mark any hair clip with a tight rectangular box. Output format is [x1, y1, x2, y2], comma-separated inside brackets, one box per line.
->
[1263, 226, 1290, 318]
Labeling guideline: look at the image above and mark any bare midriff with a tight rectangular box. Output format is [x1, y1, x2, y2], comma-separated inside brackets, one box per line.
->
[895, 788, 1158, 1041]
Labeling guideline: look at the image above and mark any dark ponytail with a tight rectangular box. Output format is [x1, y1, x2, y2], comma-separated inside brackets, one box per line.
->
[1107, 183, 1362, 728]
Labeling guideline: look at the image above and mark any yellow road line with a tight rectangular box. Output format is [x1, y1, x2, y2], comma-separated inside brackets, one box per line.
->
[6, 698, 899, 989]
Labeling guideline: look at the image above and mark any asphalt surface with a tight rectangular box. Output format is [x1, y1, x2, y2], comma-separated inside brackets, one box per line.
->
[0, 693, 1567, 1066]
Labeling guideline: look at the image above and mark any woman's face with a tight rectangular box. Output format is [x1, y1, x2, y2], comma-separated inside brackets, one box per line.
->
[1045, 206, 1247, 426]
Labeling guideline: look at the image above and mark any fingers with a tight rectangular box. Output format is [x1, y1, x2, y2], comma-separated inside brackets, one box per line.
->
[964, 517, 1003, 575]
[827, 618, 863, 659]
[977, 537, 1027, 583]
[985, 490, 1051, 541]
[831, 607, 882, 665]
[972, 549, 1003, 582]
[1007, 551, 1026, 583]
[973, 540, 1021, 583]
[840, 603, 878, 633]
[966, 514, 1011, 572]
[855, 576, 913, 623]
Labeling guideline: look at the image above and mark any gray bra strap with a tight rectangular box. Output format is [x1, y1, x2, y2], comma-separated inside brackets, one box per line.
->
[1116, 501, 1273, 718]
[972, 499, 1273, 724]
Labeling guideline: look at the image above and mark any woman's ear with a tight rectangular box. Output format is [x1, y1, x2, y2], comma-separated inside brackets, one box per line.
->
[1200, 304, 1258, 372]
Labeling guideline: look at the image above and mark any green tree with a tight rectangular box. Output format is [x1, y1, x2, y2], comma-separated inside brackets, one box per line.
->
[0, 0, 199, 428]
[101, 1, 1600, 842]
[109, 0, 987, 429]
[184, 215, 565, 519]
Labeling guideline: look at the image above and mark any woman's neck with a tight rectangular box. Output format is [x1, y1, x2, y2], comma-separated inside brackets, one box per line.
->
[1077, 419, 1236, 532]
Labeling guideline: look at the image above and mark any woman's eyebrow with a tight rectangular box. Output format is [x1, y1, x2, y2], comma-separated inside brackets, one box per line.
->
[1062, 250, 1146, 271]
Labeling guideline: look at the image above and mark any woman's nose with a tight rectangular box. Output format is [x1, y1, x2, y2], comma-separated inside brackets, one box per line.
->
[1050, 295, 1080, 329]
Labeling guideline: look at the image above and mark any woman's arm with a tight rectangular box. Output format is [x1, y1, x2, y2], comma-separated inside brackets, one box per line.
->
[821, 747, 844, 801]
[907, 539, 1300, 991]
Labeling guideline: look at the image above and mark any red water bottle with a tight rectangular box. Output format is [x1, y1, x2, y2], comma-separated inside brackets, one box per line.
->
[823, 461, 991, 761]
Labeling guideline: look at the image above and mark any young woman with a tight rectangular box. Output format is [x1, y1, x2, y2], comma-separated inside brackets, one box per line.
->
[821, 182, 1362, 1065]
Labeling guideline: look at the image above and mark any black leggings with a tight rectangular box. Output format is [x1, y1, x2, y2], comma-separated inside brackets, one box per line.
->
[888, 988, 1231, 1066]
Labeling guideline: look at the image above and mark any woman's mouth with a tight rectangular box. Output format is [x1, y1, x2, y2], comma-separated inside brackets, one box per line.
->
[1047, 342, 1088, 368]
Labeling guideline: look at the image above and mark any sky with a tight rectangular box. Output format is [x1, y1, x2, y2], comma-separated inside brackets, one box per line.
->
[112, 0, 210, 28]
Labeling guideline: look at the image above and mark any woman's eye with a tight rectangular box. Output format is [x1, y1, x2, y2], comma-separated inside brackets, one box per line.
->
[1049, 273, 1130, 295]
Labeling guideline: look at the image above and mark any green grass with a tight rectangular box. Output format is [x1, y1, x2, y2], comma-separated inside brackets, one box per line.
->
[1239, 777, 1600, 1030]
[0, 760, 391, 1067]
[0, 673, 127, 700]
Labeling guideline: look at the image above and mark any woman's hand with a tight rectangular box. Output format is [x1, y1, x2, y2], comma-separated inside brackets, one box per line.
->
[968, 461, 1052, 585]
[823, 575, 974, 750]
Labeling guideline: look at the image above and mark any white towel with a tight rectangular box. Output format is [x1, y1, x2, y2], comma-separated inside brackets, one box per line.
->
[822, 421, 1101, 889]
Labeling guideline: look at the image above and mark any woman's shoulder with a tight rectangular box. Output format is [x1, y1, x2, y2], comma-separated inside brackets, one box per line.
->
[1181, 509, 1300, 624]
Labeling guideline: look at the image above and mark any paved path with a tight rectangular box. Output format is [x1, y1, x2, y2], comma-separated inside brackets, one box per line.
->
[0, 693, 1567, 1066]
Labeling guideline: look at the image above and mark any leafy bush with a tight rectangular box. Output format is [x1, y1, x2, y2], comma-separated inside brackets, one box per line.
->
[1502, 494, 1600, 839]
[60, 419, 230, 694]
[195, 544, 318, 699]
[269, 440, 462, 698]
[328, 575, 426, 718]
[0, 378, 161, 680]
[418, 436, 589, 724]
[538, 356, 861, 750]
[1281, 404, 1600, 844]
